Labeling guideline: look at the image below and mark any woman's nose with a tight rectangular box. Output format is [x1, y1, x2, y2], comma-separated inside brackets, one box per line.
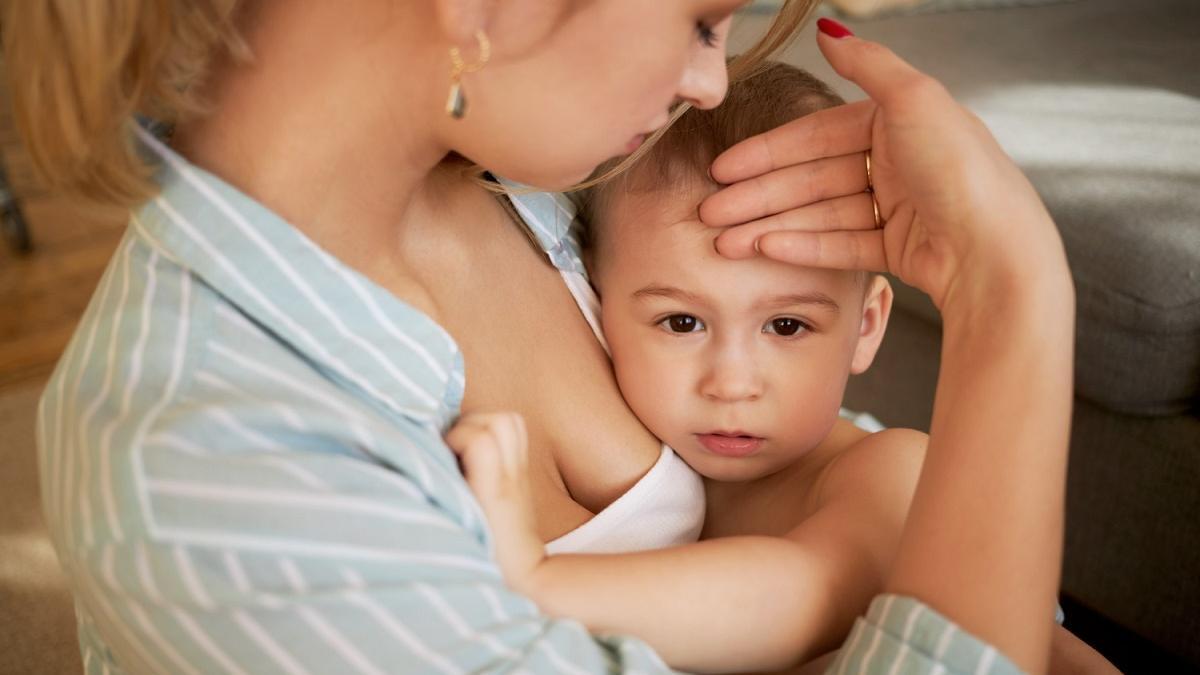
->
[678, 39, 729, 110]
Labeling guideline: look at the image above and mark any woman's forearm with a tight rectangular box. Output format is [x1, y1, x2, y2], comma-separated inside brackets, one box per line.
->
[885, 266, 1075, 674]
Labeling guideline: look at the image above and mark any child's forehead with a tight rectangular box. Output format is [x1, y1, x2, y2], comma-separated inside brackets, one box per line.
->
[603, 181, 713, 242]
[602, 191, 858, 300]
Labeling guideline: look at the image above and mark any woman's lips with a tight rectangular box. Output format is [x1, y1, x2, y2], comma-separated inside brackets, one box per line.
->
[625, 133, 647, 154]
[696, 433, 764, 457]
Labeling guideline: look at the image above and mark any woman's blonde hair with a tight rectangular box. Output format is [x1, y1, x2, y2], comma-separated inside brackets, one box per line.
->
[1, 0, 243, 206]
[1, 0, 818, 210]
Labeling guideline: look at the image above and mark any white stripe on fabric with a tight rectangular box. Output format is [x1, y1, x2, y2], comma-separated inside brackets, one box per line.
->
[135, 541, 165, 606]
[151, 527, 500, 572]
[169, 608, 251, 675]
[222, 550, 252, 593]
[92, 544, 173, 675]
[142, 144, 442, 415]
[886, 643, 910, 675]
[935, 622, 957, 660]
[126, 600, 205, 675]
[536, 641, 594, 675]
[338, 459, 428, 506]
[145, 478, 458, 531]
[477, 584, 510, 623]
[836, 620, 866, 675]
[299, 236, 450, 385]
[99, 247, 161, 543]
[173, 545, 216, 611]
[415, 583, 522, 660]
[298, 605, 389, 675]
[203, 406, 292, 453]
[886, 602, 924, 675]
[77, 237, 137, 546]
[279, 558, 308, 593]
[232, 610, 313, 675]
[343, 592, 465, 675]
[58, 237, 124, 546]
[258, 456, 329, 491]
[901, 602, 922, 642]
[129, 268, 192, 538]
[148, 432, 331, 491]
[975, 646, 998, 675]
[150, 193, 434, 423]
[206, 340, 379, 453]
[857, 595, 895, 674]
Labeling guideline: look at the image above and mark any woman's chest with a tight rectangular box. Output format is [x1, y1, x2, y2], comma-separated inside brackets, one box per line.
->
[388, 197, 661, 541]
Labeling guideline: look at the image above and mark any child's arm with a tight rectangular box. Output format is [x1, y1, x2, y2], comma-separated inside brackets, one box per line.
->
[447, 414, 926, 673]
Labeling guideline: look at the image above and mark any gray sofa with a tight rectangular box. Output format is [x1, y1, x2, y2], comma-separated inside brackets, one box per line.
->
[735, 0, 1199, 669]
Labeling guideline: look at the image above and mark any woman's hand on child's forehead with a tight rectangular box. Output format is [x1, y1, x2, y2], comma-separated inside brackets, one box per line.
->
[704, 99, 876, 193]
[696, 26, 1062, 312]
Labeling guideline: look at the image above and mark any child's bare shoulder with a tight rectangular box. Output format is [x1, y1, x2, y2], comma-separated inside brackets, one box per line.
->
[810, 426, 928, 514]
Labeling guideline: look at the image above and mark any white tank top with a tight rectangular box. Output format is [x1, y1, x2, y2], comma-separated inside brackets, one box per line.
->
[545, 268, 707, 554]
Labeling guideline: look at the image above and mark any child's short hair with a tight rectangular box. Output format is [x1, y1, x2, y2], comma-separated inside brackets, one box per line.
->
[578, 60, 845, 242]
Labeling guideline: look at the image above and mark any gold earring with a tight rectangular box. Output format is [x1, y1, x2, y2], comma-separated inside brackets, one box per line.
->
[446, 30, 491, 119]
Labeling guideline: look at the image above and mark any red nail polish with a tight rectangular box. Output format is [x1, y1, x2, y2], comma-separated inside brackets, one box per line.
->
[817, 17, 854, 39]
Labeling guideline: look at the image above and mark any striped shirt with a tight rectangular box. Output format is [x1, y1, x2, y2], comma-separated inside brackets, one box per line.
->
[37, 130, 1023, 675]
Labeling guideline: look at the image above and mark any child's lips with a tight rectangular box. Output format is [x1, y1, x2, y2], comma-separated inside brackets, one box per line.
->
[696, 432, 764, 457]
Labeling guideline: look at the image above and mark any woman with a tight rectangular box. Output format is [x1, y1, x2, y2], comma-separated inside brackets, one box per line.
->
[7, 1, 1072, 673]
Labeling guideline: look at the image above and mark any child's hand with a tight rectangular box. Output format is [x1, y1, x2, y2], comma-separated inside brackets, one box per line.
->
[445, 412, 546, 593]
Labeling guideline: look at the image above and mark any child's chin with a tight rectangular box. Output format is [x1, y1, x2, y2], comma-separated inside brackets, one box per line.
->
[684, 451, 777, 483]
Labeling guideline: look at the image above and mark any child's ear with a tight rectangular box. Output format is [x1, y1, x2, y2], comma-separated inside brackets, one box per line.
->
[850, 275, 893, 375]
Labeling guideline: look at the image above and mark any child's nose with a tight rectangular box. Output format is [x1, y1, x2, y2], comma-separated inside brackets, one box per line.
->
[699, 349, 764, 403]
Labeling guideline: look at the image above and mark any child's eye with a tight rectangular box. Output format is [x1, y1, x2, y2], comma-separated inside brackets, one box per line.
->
[659, 314, 705, 334]
[763, 317, 809, 337]
[696, 21, 719, 48]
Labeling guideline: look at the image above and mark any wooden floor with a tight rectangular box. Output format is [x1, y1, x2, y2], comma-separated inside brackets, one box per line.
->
[0, 189, 126, 390]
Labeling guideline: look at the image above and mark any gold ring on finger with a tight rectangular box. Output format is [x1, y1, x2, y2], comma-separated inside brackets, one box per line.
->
[864, 150, 874, 192]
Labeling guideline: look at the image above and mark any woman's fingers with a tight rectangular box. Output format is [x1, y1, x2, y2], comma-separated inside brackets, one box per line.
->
[714, 192, 880, 259]
[756, 229, 889, 273]
[701, 153, 871, 228]
[707, 99, 876, 186]
[816, 30, 939, 111]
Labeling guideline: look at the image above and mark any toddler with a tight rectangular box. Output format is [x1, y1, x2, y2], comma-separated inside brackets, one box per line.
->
[449, 62, 918, 673]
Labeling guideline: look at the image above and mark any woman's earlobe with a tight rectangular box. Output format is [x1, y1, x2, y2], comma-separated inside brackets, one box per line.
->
[432, 0, 488, 48]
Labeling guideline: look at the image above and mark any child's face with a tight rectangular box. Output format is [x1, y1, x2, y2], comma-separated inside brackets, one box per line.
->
[592, 184, 889, 482]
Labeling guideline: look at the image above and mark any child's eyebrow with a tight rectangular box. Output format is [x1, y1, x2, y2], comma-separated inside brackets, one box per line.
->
[755, 292, 841, 314]
[632, 285, 707, 306]
[631, 286, 840, 313]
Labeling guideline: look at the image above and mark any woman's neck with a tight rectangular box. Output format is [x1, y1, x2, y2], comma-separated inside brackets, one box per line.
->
[172, 0, 452, 274]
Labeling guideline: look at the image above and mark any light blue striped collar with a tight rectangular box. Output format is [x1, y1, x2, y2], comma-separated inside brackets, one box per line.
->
[132, 128, 476, 429]
[495, 177, 587, 277]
